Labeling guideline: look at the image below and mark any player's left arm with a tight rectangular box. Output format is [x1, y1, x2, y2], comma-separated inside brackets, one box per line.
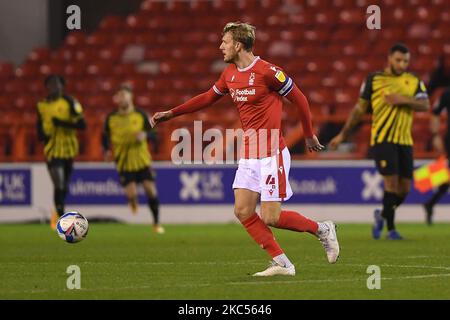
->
[264, 68, 324, 152]
[137, 109, 157, 143]
[384, 80, 430, 112]
[52, 96, 87, 129]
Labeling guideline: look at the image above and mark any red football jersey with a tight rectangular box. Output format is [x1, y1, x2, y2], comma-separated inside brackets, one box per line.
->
[213, 56, 294, 158]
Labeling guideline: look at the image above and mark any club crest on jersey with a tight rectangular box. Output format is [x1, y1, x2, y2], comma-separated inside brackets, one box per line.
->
[275, 70, 286, 83]
[230, 88, 235, 99]
[249, 72, 255, 85]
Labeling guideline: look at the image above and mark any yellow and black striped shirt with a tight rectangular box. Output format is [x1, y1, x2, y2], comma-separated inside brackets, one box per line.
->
[36, 95, 84, 160]
[103, 108, 153, 172]
[360, 71, 428, 146]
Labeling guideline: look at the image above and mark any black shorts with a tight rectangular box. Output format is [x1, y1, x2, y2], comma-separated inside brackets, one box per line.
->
[372, 142, 413, 179]
[118, 167, 155, 186]
[46, 158, 74, 175]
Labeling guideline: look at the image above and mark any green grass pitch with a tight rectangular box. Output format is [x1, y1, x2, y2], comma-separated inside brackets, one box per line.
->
[0, 223, 449, 299]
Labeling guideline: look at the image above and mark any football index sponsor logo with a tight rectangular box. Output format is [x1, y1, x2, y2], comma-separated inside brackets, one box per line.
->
[230, 88, 256, 102]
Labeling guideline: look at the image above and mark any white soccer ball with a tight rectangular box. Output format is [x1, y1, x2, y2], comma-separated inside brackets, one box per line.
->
[56, 211, 89, 243]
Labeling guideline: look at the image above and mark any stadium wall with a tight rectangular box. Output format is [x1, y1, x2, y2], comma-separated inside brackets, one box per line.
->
[0, 161, 449, 224]
[0, 0, 48, 65]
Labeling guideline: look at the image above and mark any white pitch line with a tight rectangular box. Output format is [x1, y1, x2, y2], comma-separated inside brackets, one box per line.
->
[332, 263, 450, 271]
[228, 273, 450, 286]
[6, 272, 450, 295]
[3, 263, 450, 295]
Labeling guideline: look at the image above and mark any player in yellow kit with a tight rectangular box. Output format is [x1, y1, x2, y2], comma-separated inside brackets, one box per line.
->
[103, 84, 164, 234]
[36, 75, 86, 229]
[330, 43, 430, 239]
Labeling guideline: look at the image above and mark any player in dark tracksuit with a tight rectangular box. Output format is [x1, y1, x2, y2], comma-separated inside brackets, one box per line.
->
[424, 86, 450, 225]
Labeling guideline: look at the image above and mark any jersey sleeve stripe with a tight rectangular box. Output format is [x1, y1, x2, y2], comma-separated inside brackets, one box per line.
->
[213, 85, 225, 96]
[415, 92, 428, 99]
[282, 84, 294, 97]
[278, 78, 293, 96]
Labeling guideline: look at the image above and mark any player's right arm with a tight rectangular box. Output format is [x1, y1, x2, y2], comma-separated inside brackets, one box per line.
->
[52, 96, 87, 130]
[150, 88, 222, 127]
[329, 74, 373, 150]
[150, 70, 229, 127]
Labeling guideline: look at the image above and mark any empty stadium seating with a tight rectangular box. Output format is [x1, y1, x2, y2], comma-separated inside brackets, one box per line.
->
[1, 0, 449, 162]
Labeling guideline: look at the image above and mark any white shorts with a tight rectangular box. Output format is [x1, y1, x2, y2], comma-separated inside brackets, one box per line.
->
[232, 147, 293, 202]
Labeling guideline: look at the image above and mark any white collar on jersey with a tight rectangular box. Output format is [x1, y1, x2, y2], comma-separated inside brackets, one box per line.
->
[237, 56, 260, 72]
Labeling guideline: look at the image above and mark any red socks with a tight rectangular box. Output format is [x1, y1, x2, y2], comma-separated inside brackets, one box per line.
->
[241, 213, 283, 258]
[275, 210, 318, 235]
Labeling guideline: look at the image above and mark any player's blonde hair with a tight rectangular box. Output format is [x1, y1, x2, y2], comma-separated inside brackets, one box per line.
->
[223, 22, 256, 51]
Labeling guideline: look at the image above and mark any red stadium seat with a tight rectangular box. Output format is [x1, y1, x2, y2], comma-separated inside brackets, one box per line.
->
[339, 9, 365, 25]
[98, 47, 123, 62]
[213, 0, 238, 13]
[113, 63, 137, 77]
[135, 94, 152, 108]
[28, 47, 51, 63]
[112, 32, 137, 47]
[13, 95, 38, 111]
[332, 58, 356, 73]
[99, 15, 124, 31]
[134, 32, 158, 45]
[84, 94, 113, 110]
[65, 31, 86, 47]
[0, 96, 13, 109]
[73, 78, 101, 95]
[39, 62, 64, 76]
[303, 28, 331, 43]
[347, 72, 366, 89]
[54, 46, 75, 62]
[97, 77, 119, 94]
[4, 79, 27, 94]
[144, 48, 169, 60]
[63, 62, 86, 77]
[29, 79, 45, 95]
[167, 0, 191, 13]
[15, 63, 39, 79]
[331, 27, 357, 42]
[73, 47, 99, 62]
[86, 32, 110, 47]
[123, 75, 149, 92]
[191, 0, 213, 13]
[315, 12, 339, 26]
[140, 0, 167, 15]
[0, 63, 14, 79]
[332, 0, 356, 8]
[125, 14, 149, 31]
[86, 62, 112, 76]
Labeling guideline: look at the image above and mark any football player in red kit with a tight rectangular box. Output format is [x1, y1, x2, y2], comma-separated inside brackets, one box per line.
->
[151, 22, 340, 276]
